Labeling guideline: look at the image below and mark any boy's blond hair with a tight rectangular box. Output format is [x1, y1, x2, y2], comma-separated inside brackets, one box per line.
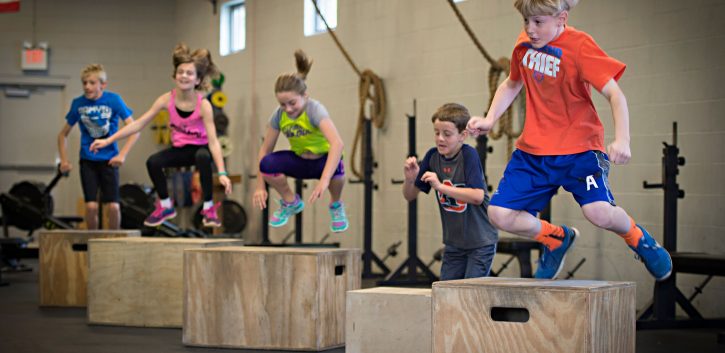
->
[81, 64, 107, 83]
[431, 103, 471, 133]
[514, 0, 579, 17]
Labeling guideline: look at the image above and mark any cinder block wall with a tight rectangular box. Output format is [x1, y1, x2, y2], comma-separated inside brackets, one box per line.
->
[1, 0, 722, 316]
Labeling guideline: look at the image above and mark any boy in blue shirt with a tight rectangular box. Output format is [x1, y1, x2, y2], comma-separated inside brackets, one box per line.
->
[403, 103, 498, 280]
[57, 64, 139, 229]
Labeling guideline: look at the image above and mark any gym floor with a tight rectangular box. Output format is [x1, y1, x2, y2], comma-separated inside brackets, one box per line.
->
[0, 261, 722, 353]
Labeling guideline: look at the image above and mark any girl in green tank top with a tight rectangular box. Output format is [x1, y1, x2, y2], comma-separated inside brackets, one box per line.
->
[253, 50, 348, 233]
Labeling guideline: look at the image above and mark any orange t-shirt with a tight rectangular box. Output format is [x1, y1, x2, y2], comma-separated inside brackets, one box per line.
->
[509, 26, 626, 155]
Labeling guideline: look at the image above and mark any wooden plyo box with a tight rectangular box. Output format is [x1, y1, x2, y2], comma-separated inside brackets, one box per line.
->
[433, 278, 635, 353]
[87, 237, 244, 328]
[183, 246, 362, 351]
[38, 230, 140, 307]
[346, 287, 432, 353]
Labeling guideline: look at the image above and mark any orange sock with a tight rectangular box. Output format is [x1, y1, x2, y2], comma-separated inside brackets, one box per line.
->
[618, 217, 643, 247]
[534, 221, 565, 251]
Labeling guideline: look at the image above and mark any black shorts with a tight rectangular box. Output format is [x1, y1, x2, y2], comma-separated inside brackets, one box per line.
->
[79, 159, 120, 203]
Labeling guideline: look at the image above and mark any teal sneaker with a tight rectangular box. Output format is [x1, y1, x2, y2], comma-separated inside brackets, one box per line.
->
[269, 195, 304, 227]
[629, 225, 672, 281]
[534, 226, 579, 279]
[329, 201, 349, 233]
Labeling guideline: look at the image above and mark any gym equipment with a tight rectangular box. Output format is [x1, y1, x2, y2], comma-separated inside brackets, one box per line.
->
[346, 287, 432, 353]
[380, 100, 438, 285]
[638, 122, 725, 329]
[118, 183, 207, 238]
[351, 117, 390, 278]
[183, 246, 361, 350]
[0, 166, 81, 237]
[87, 237, 243, 328]
[38, 229, 140, 307]
[433, 278, 636, 353]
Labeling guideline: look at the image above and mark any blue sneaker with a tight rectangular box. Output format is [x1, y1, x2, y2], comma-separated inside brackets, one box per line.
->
[629, 225, 672, 281]
[534, 226, 579, 279]
[269, 195, 304, 227]
[329, 202, 349, 233]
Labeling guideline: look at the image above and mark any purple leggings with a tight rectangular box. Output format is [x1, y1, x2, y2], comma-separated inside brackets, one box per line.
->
[259, 150, 345, 180]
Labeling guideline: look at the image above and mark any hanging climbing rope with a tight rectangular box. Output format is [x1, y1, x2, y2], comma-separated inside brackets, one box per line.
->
[309, 0, 386, 180]
[445, 0, 525, 158]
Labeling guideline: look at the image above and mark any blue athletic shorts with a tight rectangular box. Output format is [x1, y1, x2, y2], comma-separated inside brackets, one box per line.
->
[490, 149, 615, 215]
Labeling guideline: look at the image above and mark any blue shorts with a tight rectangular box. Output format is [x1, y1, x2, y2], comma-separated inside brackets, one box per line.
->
[490, 150, 615, 215]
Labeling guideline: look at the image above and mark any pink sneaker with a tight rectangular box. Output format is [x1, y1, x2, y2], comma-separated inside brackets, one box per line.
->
[144, 201, 176, 227]
[200, 202, 222, 228]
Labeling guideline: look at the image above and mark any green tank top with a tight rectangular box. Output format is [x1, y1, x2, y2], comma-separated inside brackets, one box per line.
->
[279, 110, 330, 156]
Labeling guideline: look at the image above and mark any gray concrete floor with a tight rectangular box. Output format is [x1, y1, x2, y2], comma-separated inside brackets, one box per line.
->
[0, 260, 723, 353]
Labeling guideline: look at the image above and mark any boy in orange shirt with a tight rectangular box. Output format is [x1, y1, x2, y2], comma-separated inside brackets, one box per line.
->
[467, 0, 672, 280]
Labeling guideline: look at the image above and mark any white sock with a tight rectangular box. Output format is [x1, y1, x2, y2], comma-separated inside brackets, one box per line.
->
[203, 200, 214, 210]
[160, 198, 172, 208]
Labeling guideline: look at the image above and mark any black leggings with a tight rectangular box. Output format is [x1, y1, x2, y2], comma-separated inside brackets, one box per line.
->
[146, 145, 213, 201]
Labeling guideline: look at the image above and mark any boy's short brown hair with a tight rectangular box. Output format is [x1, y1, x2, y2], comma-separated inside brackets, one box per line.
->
[431, 103, 471, 132]
[514, 0, 578, 17]
[81, 64, 107, 83]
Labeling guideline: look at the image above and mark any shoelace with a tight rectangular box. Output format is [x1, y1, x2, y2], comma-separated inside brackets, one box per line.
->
[330, 206, 345, 220]
[633, 238, 661, 261]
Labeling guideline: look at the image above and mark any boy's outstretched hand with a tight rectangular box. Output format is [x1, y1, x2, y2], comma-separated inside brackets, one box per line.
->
[403, 156, 419, 182]
[89, 139, 110, 153]
[466, 116, 494, 137]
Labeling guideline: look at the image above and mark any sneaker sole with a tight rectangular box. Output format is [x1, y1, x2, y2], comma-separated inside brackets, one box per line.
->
[330, 223, 349, 233]
[551, 227, 580, 279]
[654, 251, 673, 282]
[203, 220, 222, 228]
[269, 219, 289, 228]
[143, 212, 177, 227]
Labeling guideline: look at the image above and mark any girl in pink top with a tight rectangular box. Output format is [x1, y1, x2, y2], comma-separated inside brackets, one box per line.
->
[91, 43, 231, 228]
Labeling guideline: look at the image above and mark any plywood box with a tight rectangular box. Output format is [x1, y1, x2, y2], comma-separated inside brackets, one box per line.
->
[38, 230, 140, 307]
[87, 237, 244, 327]
[432, 278, 635, 353]
[346, 287, 432, 353]
[183, 246, 362, 351]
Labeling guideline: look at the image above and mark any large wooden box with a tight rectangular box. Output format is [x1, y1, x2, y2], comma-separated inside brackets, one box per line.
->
[183, 246, 362, 351]
[38, 230, 140, 307]
[433, 278, 635, 353]
[88, 237, 243, 327]
[346, 287, 431, 353]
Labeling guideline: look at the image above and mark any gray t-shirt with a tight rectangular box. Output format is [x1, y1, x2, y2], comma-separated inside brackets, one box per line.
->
[415, 144, 498, 249]
[268, 98, 329, 129]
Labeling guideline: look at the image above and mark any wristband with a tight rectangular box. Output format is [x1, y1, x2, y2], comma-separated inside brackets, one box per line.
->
[218, 171, 229, 176]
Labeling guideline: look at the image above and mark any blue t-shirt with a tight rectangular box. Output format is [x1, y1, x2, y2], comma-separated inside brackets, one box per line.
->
[65, 91, 132, 161]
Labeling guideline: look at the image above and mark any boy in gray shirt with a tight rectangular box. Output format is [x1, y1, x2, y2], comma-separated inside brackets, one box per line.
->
[403, 103, 498, 280]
